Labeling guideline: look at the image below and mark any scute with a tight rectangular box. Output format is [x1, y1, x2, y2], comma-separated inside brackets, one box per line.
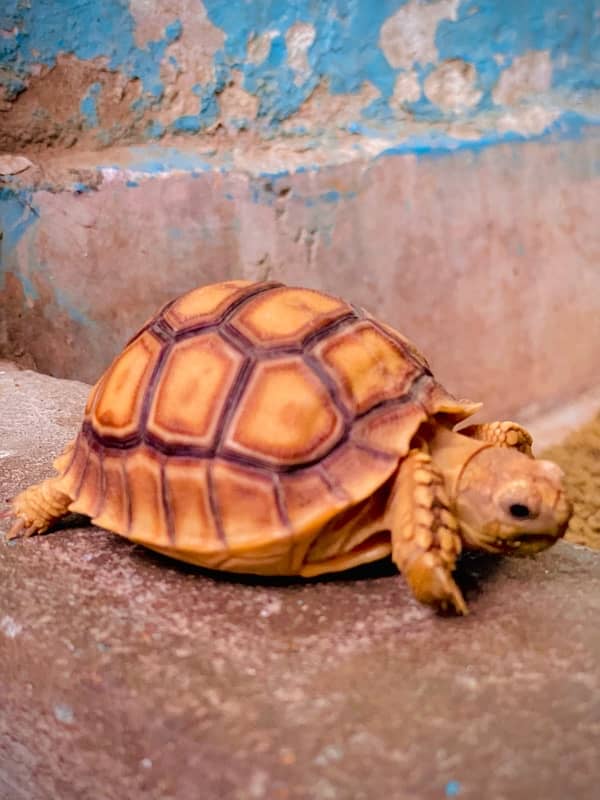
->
[230, 286, 352, 346]
[92, 331, 162, 439]
[314, 321, 421, 415]
[210, 460, 288, 550]
[164, 280, 255, 332]
[147, 333, 244, 448]
[224, 357, 345, 466]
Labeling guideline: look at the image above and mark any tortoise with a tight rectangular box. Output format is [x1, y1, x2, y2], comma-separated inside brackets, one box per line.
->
[6, 280, 572, 614]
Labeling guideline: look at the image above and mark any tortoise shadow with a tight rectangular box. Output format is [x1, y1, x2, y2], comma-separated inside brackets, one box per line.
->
[129, 538, 504, 599]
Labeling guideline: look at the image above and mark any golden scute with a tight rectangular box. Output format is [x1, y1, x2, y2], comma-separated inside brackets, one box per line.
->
[314, 321, 421, 415]
[162, 458, 222, 552]
[230, 286, 351, 346]
[210, 460, 288, 549]
[164, 280, 254, 331]
[92, 331, 162, 438]
[352, 402, 428, 457]
[321, 442, 398, 506]
[147, 333, 243, 448]
[124, 447, 169, 547]
[90, 454, 129, 533]
[224, 357, 345, 465]
[279, 467, 348, 538]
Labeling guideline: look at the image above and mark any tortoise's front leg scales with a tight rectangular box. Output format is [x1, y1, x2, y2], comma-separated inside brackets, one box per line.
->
[460, 421, 533, 456]
[388, 449, 467, 615]
[3, 477, 72, 540]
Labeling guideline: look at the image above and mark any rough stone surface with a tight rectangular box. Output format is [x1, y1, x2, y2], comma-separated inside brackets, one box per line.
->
[2, 364, 600, 799]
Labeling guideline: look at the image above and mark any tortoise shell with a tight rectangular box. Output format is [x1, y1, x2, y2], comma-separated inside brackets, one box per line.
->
[56, 281, 476, 574]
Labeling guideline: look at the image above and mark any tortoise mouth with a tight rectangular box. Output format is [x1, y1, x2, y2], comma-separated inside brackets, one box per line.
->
[499, 533, 559, 555]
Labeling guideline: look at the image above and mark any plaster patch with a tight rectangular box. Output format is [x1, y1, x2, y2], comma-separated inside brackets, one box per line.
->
[493, 51, 553, 108]
[390, 70, 421, 109]
[285, 22, 316, 86]
[282, 81, 379, 133]
[131, 0, 224, 128]
[218, 70, 259, 129]
[247, 31, 278, 66]
[496, 105, 560, 136]
[424, 59, 482, 113]
[379, 0, 459, 69]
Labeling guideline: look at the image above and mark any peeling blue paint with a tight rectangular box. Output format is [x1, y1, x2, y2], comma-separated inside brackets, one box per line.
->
[0, 187, 38, 256]
[1, 0, 598, 143]
[80, 81, 101, 127]
[119, 146, 214, 174]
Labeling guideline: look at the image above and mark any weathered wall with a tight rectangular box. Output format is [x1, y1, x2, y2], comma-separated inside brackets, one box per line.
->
[1, 0, 598, 151]
[1, 1, 599, 418]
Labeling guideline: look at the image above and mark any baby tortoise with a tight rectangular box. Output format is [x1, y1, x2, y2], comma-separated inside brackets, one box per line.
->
[6, 281, 572, 614]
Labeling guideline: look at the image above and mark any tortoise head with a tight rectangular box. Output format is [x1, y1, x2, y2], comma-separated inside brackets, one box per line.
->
[454, 447, 572, 555]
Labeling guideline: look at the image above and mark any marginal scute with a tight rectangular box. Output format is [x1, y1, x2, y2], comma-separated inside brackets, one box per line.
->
[70, 448, 102, 518]
[230, 286, 352, 346]
[163, 458, 222, 552]
[279, 467, 348, 539]
[163, 280, 255, 331]
[225, 357, 344, 466]
[60, 433, 89, 499]
[92, 454, 129, 534]
[315, 321, 421, 415]
[93, 331, 163, 439]
[210, 460, 288, 549]
[352, 401, 427, 457]
[124, 447, 169, 546]
[321, 441, 397, 506]
[147, 333, 244, 448]
[424, 380, 481, 423]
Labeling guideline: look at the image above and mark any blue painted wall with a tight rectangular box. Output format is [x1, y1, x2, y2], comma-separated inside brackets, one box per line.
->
[0, 0, 598, 150]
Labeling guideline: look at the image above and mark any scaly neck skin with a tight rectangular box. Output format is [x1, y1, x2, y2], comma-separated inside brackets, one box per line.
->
[427, 424, 492, 504]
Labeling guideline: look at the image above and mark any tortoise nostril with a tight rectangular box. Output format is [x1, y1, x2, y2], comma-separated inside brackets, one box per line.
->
[509, 503, 531, 519]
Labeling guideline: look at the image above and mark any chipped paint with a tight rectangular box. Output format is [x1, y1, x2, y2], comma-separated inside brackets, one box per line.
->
[0, 0, 597, 151]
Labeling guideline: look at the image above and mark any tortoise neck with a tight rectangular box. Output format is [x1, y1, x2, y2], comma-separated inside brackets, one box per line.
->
[428, 424, 491, 502]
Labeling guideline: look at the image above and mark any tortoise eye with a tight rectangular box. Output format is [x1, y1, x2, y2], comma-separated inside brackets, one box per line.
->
[509, 503, 530, 519]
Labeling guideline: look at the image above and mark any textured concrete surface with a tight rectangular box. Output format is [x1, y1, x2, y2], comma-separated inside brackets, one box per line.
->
[2, 363, 600, 800]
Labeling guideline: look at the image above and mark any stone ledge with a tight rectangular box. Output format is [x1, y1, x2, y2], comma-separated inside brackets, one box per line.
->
[1, 364, 600, 800]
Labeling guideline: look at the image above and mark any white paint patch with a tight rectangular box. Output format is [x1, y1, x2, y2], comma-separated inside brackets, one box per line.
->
[285, 22, 316, 85]
[0, 450, 12, 458]
[496, 105, 559, 136]
[380, 0, 459, 69]
[493, 50, 553, 107]
[0, 615, 22, 638]
[424, 59, 482, 112]
[390, 69, 421, 108]
[247, 31, 277, 65]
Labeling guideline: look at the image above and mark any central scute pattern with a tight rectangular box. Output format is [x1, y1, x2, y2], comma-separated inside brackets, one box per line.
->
[62, 281, 443, 571]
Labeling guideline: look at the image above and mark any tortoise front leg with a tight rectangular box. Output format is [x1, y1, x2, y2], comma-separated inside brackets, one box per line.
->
[3, 477, 72, 540]
[460, 421, 533, 456]
[387, 449, 467, 615]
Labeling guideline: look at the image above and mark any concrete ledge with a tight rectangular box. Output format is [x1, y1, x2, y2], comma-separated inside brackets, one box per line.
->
[2, 364, 600, 799]
[2, 128, 600, 420]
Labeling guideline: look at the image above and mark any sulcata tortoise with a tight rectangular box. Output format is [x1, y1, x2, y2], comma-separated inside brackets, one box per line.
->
[6, 281, 572, 614]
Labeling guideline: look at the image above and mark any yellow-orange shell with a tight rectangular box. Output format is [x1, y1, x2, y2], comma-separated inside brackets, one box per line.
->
[55, 281, 478, 574]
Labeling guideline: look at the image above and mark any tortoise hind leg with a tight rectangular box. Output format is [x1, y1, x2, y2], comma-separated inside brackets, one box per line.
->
[4, 477, 72, 540]
[387, 449, 467, 615]
[460, 421, 533, 455]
